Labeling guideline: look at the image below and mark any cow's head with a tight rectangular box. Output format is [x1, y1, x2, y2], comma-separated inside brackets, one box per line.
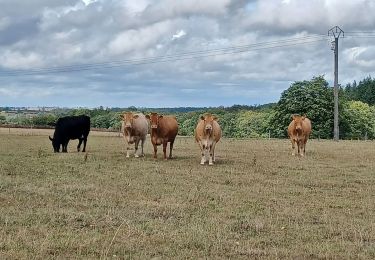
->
[121, 112, 139, 129]
[200, 114, 218, 134]
[292, 114, 306, 133]
[146, 112, 162, 129]
[49, 136, 60, 153]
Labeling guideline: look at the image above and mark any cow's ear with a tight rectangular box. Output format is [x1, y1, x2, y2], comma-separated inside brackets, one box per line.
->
[133, 114, 139, 119]
[200, 116, 205, 120]
[213, 116, 218, 121]
[49, 136, 53, 141]
[291, 114, 296, 120]
[145, 115, 150, 120]
[120, 114, 124, 119]
[158, 115, 163, 119]
[302, 115, 306, 120]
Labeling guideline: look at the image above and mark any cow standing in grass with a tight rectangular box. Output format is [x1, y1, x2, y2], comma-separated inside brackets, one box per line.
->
[288, 115, 312, 156]
[146, 112, 178, 160]
[49, 115, 90, 153]
[121, 112, 149, 158]
[195, 114, 222, 165]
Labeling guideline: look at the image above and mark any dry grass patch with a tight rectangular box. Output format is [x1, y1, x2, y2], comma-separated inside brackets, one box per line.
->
[0, 129, 374, 259]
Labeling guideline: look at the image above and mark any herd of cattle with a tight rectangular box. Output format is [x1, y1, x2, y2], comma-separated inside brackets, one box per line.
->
[48, 112, 312, 164]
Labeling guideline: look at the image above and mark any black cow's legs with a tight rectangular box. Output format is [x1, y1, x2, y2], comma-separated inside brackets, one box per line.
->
[77, 138, 83, 152]
[82, 138, 87, 152]
[62, 140, 69, 152]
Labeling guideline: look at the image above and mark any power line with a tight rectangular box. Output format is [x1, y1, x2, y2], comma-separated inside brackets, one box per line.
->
[0, 35, 328, 77]
[345, 35, 375, 38]
[344, 31, 375, 38]
[345, 31, 375, 34]
[0, 35, 327, 75]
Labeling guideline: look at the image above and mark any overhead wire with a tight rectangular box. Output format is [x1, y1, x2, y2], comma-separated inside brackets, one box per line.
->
[0, 34, 329, 76]
[344, 31, 375, 38]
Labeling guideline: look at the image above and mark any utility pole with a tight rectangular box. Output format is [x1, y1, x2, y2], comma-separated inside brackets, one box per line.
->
[328, 26, 344, 141]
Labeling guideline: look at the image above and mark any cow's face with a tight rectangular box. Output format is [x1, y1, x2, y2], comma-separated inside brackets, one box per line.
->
[146, 113, 162, 129]
[49, 136, 60, 153]
[292, 115, 305, 133]
[122, 112, 139, 129]
[201, 114, 218, 134]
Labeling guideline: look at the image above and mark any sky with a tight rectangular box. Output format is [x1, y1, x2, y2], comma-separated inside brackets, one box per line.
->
[0, 0, 375, 108]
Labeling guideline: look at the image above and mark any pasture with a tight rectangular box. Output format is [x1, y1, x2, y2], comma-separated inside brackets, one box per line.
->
[0, 128, 374, 259]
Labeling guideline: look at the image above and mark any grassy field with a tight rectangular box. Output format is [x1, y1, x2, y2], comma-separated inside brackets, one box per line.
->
[0, 128, 374, 259]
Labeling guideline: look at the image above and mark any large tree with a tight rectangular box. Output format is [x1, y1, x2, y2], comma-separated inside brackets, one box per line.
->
[344, 76, 375, 105]
[270, 76, 334, 138]
[340, 101, 375, 140]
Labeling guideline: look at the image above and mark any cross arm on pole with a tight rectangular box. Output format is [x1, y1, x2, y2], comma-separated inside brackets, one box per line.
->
[328, 26, 344, 39]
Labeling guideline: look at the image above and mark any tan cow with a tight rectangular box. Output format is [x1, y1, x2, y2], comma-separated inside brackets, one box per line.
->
[145, 112, 178, 160]
[121, 112, 149, 158]
[195, 113, 222, 165]
[287, 115, 312, 156]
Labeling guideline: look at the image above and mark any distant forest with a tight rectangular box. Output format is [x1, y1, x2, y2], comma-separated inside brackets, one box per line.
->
[1, 75, 375, 139]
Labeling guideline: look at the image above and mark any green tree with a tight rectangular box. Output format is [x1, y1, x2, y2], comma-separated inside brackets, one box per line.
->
[344, 76, 375, 105]
[91, 114, 112, 128]
[8, 115, 32, 126]
[109, 112, 122, 130]
[31, 114, 57, 126]
[340, 101, 375, 139]
[270, 76, 334, 138]
[177, 112, 201, 136]
[235, 111, 271, 138]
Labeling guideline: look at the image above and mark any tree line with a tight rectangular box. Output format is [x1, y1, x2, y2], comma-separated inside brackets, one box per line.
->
[1, 75, 375, 139]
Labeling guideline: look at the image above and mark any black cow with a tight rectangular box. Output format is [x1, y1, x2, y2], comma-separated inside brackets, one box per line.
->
[49, 115, 90, 153]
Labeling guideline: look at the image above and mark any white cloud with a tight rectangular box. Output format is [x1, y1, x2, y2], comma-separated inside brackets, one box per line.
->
[172, 30, 186, 40]
[0, 0, 375, 107]
[344, 46, 375, 68]
[82, 0, 97, 6]
[107, 20, 173, 55]
[0, 51, 44, 69]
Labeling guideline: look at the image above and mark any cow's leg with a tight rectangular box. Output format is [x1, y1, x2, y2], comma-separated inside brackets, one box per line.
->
[200, 153, 205, 165]
[291, 138, 296, 156]
[303, 139, 308, 156]
[82, 137, 87, 152]
[134, 138, 140, 158]
[169, 139, 175, 159]
[300, 139, 306, 157]
[198, 141, 205, 165]
[77, 138, 83, 152]
[153, 144, 157, 159]
[208, 144, 214, 165]
[122, 135, 130, 158]
[202, 143, 209, 164]
[63, 140, 68, 153]
[126, 145, 131, 158]
[297, 140, 301, 156]
[162, 141, 168, 160]
[140, 137, 145, 157]
[212, 141, 217, 162]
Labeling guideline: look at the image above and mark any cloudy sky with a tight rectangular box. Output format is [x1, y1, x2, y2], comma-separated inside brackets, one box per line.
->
[0, 0, 374, 108]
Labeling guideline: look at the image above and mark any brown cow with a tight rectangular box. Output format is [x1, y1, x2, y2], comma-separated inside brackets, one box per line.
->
[145, 112, 178, 159]
[287, 115, 312, 156]
[195, 113, 222, 165]
[121, 112, 149, 158]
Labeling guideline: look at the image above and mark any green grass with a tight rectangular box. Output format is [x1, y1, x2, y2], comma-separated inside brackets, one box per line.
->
[0, 129, 374, 259]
